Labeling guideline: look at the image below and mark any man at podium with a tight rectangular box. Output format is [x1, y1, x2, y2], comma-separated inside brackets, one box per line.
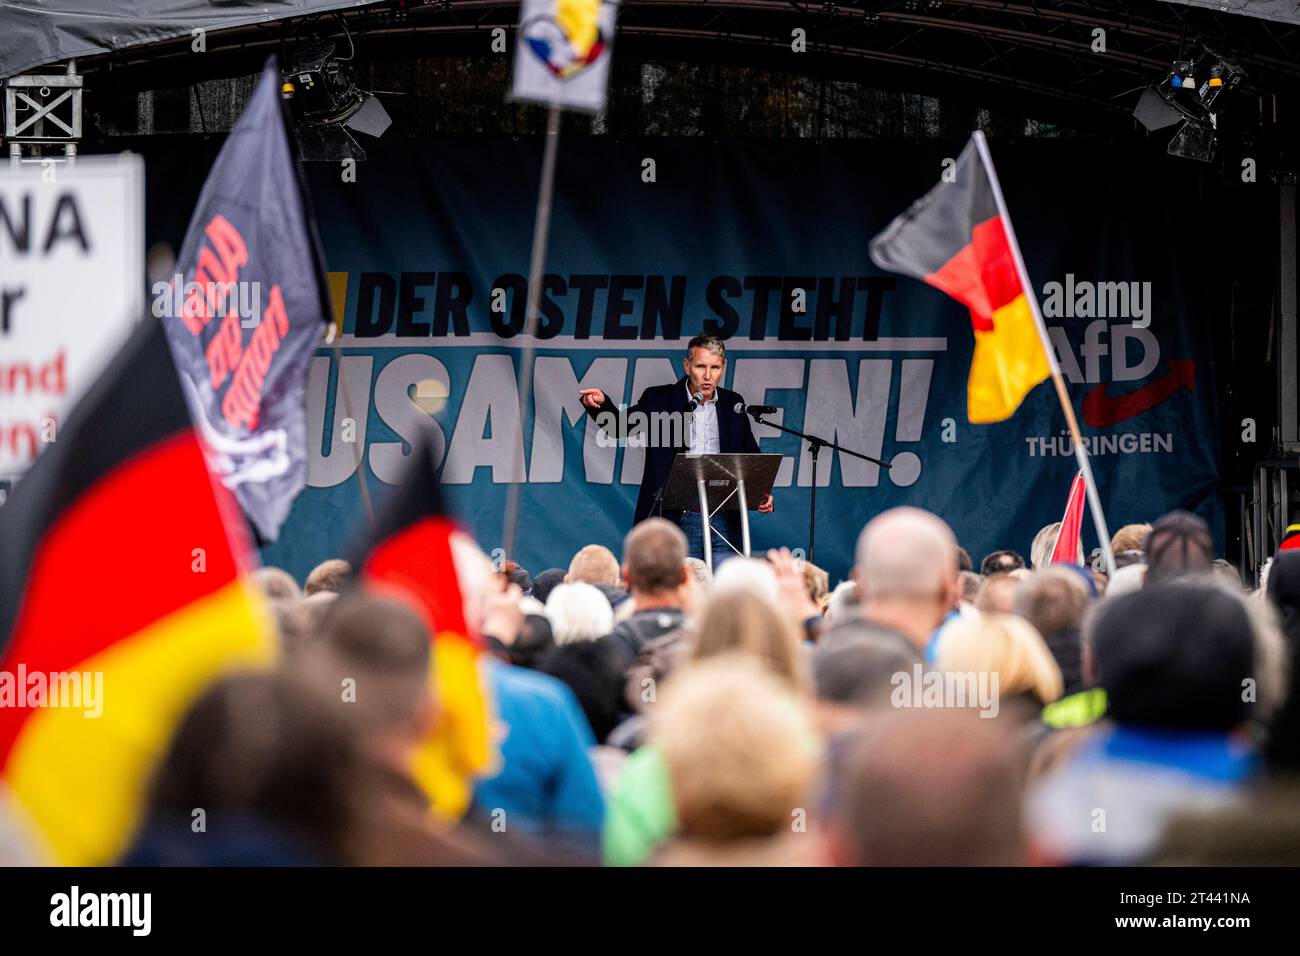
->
[579, 334, 774, 561]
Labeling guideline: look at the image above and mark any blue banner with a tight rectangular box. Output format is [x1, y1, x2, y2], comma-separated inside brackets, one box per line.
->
[254, 138, 1222, 585]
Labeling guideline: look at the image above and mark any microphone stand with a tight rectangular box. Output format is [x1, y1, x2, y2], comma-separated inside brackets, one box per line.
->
[751, 411, 890, 565]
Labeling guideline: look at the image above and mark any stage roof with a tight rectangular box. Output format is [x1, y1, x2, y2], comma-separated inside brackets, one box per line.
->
[1, 1, 1298, 134]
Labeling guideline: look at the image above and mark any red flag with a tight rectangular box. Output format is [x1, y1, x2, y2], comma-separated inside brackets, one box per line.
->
[349, 428, 493, 819]
[1051, 471, 1087, 565]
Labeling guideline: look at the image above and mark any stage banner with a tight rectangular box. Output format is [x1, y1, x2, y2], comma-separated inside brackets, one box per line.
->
[201, 138, 1222, 586]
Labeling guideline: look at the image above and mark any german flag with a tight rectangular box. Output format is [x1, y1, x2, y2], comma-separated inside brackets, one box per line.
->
[351, 429, 495, 820]
[0, 320, 275, 865]
[870, 135, 1051, 423]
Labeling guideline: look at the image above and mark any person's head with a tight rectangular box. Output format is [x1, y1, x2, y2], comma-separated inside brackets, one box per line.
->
[682, 333, 726, 401]
[255, 566, 301, 602]
[686, 557, 713, 591]
[853, 507, 961, 648]
[1029, 522, 1084, 570]
[272, 598, 313, 654]
[692, 589, 806, 689]
[1212, 558, 1244, 591]
[802, 561, 830, 607]
[959, 571, 982, 605]
[1105, 562, 1147, 596]
[295, 593, 436, 763]
[824, 580, 859, 626]
[144, 671, 370, 864]
[712, 557, 781, 605]
[1113, 549, 1146, 570]
[1014, 567, 1089, 641]
[1143, 510, 1213, 586]
[497, 612, 555, 668]
[305, 558, 352, 597]
[567, 544, 621, 588]
[1086, 581, 1255, 731]
[824, 709, 1026, 866]
[621, 518, 689, 600]
[975, 572, 1020, 615]
[530, 568, 566, 606]
[1265, 551, 1300, 770]
[935, 612, 1064, 710]
[812, 624, 923, 725]
[1014, 567, 1091, 695]
[500, 559, 532, 596]
[1266, 550, 1300, 625]
[981, 550, 1025, 576]
[593, 582, 631, 613]
[1111, 522, 1152, 556]
[536, 640, 626, 743]
[276, 591, 339, 657]
[544, 582, 615, 644]
[652, 655, 820, 843]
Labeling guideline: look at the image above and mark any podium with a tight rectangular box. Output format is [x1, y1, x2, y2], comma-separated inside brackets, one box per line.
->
[659, 453, 782, 572]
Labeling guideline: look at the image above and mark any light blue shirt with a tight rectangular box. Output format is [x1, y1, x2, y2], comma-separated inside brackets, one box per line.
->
[685, 382, 720, 454]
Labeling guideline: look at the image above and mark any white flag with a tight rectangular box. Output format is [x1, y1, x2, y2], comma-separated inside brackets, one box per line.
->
[511, 0, 618, 112]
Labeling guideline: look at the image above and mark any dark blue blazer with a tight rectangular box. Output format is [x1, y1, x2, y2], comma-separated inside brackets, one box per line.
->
[585, 376, 761, 525]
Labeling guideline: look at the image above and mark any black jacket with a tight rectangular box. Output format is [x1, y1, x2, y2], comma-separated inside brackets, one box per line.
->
[584, 376, 761, 525]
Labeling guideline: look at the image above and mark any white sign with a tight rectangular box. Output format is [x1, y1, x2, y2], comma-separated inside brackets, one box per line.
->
[511, 0, 619, 113]
[0, 154, 144, 478]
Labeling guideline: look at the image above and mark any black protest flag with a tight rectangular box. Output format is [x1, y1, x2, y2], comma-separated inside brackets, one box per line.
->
[163, 55, 331, 542]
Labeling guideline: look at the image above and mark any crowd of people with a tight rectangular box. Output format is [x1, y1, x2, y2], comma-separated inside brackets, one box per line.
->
[18, 506, 1300, 866]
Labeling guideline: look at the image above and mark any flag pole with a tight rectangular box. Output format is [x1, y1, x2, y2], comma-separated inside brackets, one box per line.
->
[971, 130, 1117, 575]
[502, 103, 562, 563]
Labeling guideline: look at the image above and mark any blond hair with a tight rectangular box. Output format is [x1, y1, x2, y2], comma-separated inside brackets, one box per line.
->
[652, 655, 820, 841]
[936, 612, 1064, 705]
[567, 544, 621, 587]
[305, 558, 351, 596]
[691, 590, 807, 690]
[1111, 522, 1152, 555]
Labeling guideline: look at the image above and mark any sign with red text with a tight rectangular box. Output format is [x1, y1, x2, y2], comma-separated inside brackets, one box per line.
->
[0, 154, 143, 480]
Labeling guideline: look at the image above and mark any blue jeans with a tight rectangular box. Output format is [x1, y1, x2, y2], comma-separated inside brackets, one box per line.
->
[678, 510, 743, 568]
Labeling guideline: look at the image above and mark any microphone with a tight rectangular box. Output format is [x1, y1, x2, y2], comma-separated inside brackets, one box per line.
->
[688, 393, 703, 411]
[735, 402, 778, 417]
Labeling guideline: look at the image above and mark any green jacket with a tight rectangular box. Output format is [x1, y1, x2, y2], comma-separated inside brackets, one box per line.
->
[602, 745, 676, 867]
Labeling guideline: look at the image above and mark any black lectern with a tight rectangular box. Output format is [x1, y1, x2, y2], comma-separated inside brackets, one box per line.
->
[659, 452, 782, 571]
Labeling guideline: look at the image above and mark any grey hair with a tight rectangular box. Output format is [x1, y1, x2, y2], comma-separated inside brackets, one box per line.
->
[686, 334, 726, 361]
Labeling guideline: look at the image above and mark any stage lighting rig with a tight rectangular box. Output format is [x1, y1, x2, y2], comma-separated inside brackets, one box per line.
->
[279, 19, 391, 162]
[1132, 43, 1245, 163]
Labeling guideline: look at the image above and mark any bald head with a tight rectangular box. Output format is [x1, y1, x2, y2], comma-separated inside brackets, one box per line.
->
[855, 507, 959, 602]
[853, 508, 960, 647]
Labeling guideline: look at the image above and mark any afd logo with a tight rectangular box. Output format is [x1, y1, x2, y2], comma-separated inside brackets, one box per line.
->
[50, 886, 151, 936]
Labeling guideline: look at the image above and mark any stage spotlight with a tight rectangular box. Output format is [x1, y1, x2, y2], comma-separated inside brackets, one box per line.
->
[1171, 60, 1196, 91]
[1167, 119, 1217, 163]
[280, 21, 391, 162]
[1133, 44, 1246, 163]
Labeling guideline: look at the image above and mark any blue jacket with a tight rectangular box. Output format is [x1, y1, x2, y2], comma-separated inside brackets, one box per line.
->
[585, 376, 760, 524]
[473, 661, 605, 845]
